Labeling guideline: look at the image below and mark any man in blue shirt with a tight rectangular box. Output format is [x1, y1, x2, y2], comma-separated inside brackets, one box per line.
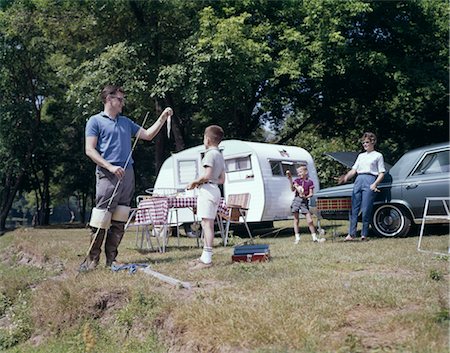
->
[85, 85, 173, 269]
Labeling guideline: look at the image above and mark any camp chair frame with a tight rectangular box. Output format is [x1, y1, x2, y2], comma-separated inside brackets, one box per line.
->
[220, 193, 253, 246]
[125, 195, 174, 253]
[417, 197, 450, 256]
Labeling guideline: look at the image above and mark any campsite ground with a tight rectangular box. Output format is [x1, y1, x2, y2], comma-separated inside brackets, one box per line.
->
[0, 221, 448, 353]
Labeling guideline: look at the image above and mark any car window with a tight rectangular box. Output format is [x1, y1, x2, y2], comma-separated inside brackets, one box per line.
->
[412, 150, 450, 175]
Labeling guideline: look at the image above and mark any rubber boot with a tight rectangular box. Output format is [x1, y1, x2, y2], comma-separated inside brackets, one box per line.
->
[88, 227, 106, 269]
[105, 221, 125, 266]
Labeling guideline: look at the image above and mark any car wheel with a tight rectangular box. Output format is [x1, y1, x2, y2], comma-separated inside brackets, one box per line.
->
[372, 204, 412, 237]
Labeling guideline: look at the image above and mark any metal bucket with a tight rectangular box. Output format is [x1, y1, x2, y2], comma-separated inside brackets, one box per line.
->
[89, 208, 112, 229]
[112, 205, 131, 222]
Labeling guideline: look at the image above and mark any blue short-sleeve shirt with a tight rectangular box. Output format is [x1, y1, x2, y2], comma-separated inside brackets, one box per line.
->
[85, 112, 140, 168]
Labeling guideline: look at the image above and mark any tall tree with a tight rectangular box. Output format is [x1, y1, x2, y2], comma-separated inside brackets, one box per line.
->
[0, 0, 447, 228]
[0, 0, 57, 229]
[272, 0, 448, 160]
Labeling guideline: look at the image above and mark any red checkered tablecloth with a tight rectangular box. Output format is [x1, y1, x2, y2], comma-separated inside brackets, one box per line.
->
[134, 196, 227, 226]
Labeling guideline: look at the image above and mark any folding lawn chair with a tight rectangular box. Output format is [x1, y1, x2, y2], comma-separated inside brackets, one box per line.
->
[125, 195, 170, 253]
[220, 193, 253, 246]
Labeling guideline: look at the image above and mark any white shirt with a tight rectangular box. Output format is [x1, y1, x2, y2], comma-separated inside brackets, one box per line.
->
[352, 151, 386, 176]
[202, 147, 225, 184]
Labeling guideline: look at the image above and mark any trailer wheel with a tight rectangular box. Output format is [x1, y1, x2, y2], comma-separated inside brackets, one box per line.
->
[372, 204, 412, 237]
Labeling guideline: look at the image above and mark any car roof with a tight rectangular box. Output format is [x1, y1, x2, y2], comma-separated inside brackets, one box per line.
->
[402, 141, 450, 153]
[389, 141, 450, 177]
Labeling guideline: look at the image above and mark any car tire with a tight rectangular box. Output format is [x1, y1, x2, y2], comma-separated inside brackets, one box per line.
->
[372, 204, 412, 237]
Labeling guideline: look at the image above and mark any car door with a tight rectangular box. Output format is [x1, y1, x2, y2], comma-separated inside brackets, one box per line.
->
[401, 148, 450, 218]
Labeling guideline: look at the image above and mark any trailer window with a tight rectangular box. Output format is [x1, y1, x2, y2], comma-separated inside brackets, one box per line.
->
[226, 156, 252, 172]
[270, 161, 282, 175]
[177, 160, 199, 184]
[270, 160, 308, 176]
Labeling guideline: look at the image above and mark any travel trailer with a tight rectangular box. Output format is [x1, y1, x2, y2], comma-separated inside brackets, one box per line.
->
[152, 140, 319, 225]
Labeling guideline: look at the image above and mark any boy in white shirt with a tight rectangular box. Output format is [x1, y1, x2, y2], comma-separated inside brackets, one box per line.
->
[187, 125, 226, 269]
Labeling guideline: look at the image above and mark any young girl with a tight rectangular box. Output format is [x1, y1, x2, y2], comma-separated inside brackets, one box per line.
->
[287, 165, 321, 244]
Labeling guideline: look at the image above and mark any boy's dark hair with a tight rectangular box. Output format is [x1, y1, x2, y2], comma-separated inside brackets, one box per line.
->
[205, 125, 224, 144]
[100, 85, 124, 103]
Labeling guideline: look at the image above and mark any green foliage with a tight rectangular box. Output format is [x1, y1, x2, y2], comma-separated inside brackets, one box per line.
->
[0, 0, 448, 228]
[0, 291, 33, 350]
[183, 5, 273, 137]
[287, 126, 351, 188]
[0, 292, 11, 316]
[434, 308, 449, 323]
[67, 42, 149, 120]
[115, 289, 162, 332]
[271, 0, 448, 154]
[429, 269, 443, 281]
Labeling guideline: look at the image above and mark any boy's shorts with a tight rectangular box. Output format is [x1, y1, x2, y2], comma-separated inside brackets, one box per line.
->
[291, 196, 310, 214]
[197, 183, 220, 219]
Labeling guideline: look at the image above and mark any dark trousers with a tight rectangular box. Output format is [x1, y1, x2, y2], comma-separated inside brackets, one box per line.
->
[349, 174, 376, 237]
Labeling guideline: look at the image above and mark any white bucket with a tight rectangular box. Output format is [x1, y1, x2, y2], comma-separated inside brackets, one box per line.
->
[89, 208, 112, 229]
[112, 205, 131, 222]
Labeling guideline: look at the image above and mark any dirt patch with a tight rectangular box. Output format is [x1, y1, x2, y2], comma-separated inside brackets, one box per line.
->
[0, 242, 65, 274]
[329, 304, 420, 351]
[151, 279, 243, 353]
[89, 288, 129, 323]
[347, 267, 418, 279]
[0, 314, 15, 332]
[154, 311, 251, 353]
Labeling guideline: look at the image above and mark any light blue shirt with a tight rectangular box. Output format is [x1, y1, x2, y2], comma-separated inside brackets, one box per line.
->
[85, 112, 140, 168]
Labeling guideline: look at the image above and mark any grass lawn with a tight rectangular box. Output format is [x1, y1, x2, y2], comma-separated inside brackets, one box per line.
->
[0, 220, 448, 353]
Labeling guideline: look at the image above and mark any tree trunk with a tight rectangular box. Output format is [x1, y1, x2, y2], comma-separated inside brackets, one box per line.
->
[39, 167, 51, 225]
[171, 114, 185, 152]
[0, 170, 25, 231]
[81, 192, 87, 224]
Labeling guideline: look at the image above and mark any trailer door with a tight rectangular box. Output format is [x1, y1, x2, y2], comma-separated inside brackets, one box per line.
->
[264, 160, 309, 220]
[224, 153, 264, 219]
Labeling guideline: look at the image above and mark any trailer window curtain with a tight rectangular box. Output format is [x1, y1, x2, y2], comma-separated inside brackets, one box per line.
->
[225, 156, 252, 173]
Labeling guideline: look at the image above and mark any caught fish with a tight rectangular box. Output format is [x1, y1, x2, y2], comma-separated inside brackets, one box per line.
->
[167, 115, 171, 138]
